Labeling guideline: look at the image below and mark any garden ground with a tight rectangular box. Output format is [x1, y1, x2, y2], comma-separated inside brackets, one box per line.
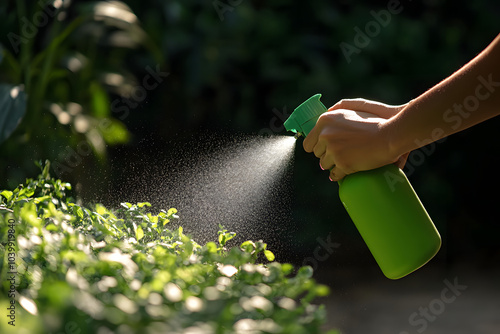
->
[318, 261, 500, 333]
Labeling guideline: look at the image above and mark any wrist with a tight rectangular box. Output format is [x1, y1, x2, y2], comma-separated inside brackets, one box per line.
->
[380, 110, 410, 162]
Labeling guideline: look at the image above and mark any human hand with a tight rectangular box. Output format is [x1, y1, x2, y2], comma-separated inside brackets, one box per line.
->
[303, 98, 409, 181]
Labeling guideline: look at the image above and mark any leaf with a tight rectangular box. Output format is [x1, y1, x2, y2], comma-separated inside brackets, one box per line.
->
[21, 188, 35, 198]
[136, 226, 144, 241]
[205, 241, 218, 254]
[264, 250, 275, 262]
[100, 118, 130, 145]
[46, 223, 58, 232]
[34, 196, 51, 204]
[47, 202, 58, 217]
[167, 208, 178, 217]
[315, 284, 330, 297]
[240, 240, 255, 253]
[281, 263, 294, 275]
[95, 203, 108, 215]
[41, 160, 51, 179]
[226, 232, 236, 243]
[90, 81, 110, 118]
[20, 202, 40, 226]
[1, 190, 13, 201]
[74, 206, 84, 219]
[0, 84, 27, 143]
[121, 202, 133, 209]
[184, 240, 194, 256]
[297, 266, 314, 279]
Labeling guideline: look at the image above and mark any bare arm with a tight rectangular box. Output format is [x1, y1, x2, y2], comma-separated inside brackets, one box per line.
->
[386, 33, 500, 158]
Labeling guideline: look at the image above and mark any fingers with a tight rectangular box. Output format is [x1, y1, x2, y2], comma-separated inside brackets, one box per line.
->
[329, 98, 368, 112]
[304, 110, 337, 153]
[319, 152, 336, 170]
[302, 125, 320, 153]
[302, 111, 347, 180]
[329, 166, 347, 182]
[328, 98, 404, 119]
[312, 140, 326, 159]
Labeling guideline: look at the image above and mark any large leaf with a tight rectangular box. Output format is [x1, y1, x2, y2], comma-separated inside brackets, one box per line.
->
[0, 84, 27, 143]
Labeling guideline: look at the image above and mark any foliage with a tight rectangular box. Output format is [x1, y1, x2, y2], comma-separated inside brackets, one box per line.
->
[0, 1, 162, 187]
[0, 83, 26, 143]
[0, 162, 337, 333]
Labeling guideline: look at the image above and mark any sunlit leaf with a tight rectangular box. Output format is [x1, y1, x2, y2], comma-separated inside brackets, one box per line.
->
[240, 240, 255, 253]
[95, 203, 108, 215]
[205, 241, 217, 253]
[46, 223, 58, 231]
[315, 284, 330, 297]
[264, 250, 275, 261]
[20, 202, 40, 226]
[100, 118, 130, 145]
[136, 225, 144, 241]
[74, 206, 84, 219]
[1, 190, 13, 201]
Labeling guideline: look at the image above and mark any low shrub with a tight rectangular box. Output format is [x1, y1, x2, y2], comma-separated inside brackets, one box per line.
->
[0, 162, 337, 333]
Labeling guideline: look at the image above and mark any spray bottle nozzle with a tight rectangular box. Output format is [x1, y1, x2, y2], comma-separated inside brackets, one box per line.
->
[293, 133, 302, 140]
[284, 94, 327, 137]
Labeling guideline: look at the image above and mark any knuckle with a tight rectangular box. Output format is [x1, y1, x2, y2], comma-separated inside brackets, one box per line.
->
[330, 153, 354, 174]
[317, 112, 331, 123]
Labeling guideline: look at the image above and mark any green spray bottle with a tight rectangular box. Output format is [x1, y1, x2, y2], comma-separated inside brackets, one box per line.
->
[285, 94, 441, 279]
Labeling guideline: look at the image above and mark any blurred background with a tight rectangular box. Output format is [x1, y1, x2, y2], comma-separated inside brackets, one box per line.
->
[1, 0, 499, 332]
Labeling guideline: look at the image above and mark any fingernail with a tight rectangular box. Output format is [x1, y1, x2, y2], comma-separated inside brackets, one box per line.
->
[319, 162, 324, 170]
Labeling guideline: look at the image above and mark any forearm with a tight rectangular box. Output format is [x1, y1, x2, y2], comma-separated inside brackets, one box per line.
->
[385, 34, 500, 156]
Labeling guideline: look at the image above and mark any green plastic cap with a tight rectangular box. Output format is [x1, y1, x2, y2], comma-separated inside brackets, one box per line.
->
[284, 94, 327, 137]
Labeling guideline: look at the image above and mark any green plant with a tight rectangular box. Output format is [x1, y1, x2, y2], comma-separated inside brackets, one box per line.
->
[0, 161, 338, 333]
[0, 1, 162, 187]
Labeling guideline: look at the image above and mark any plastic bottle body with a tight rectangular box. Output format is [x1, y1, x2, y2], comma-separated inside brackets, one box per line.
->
[338, 164, 441, 279]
